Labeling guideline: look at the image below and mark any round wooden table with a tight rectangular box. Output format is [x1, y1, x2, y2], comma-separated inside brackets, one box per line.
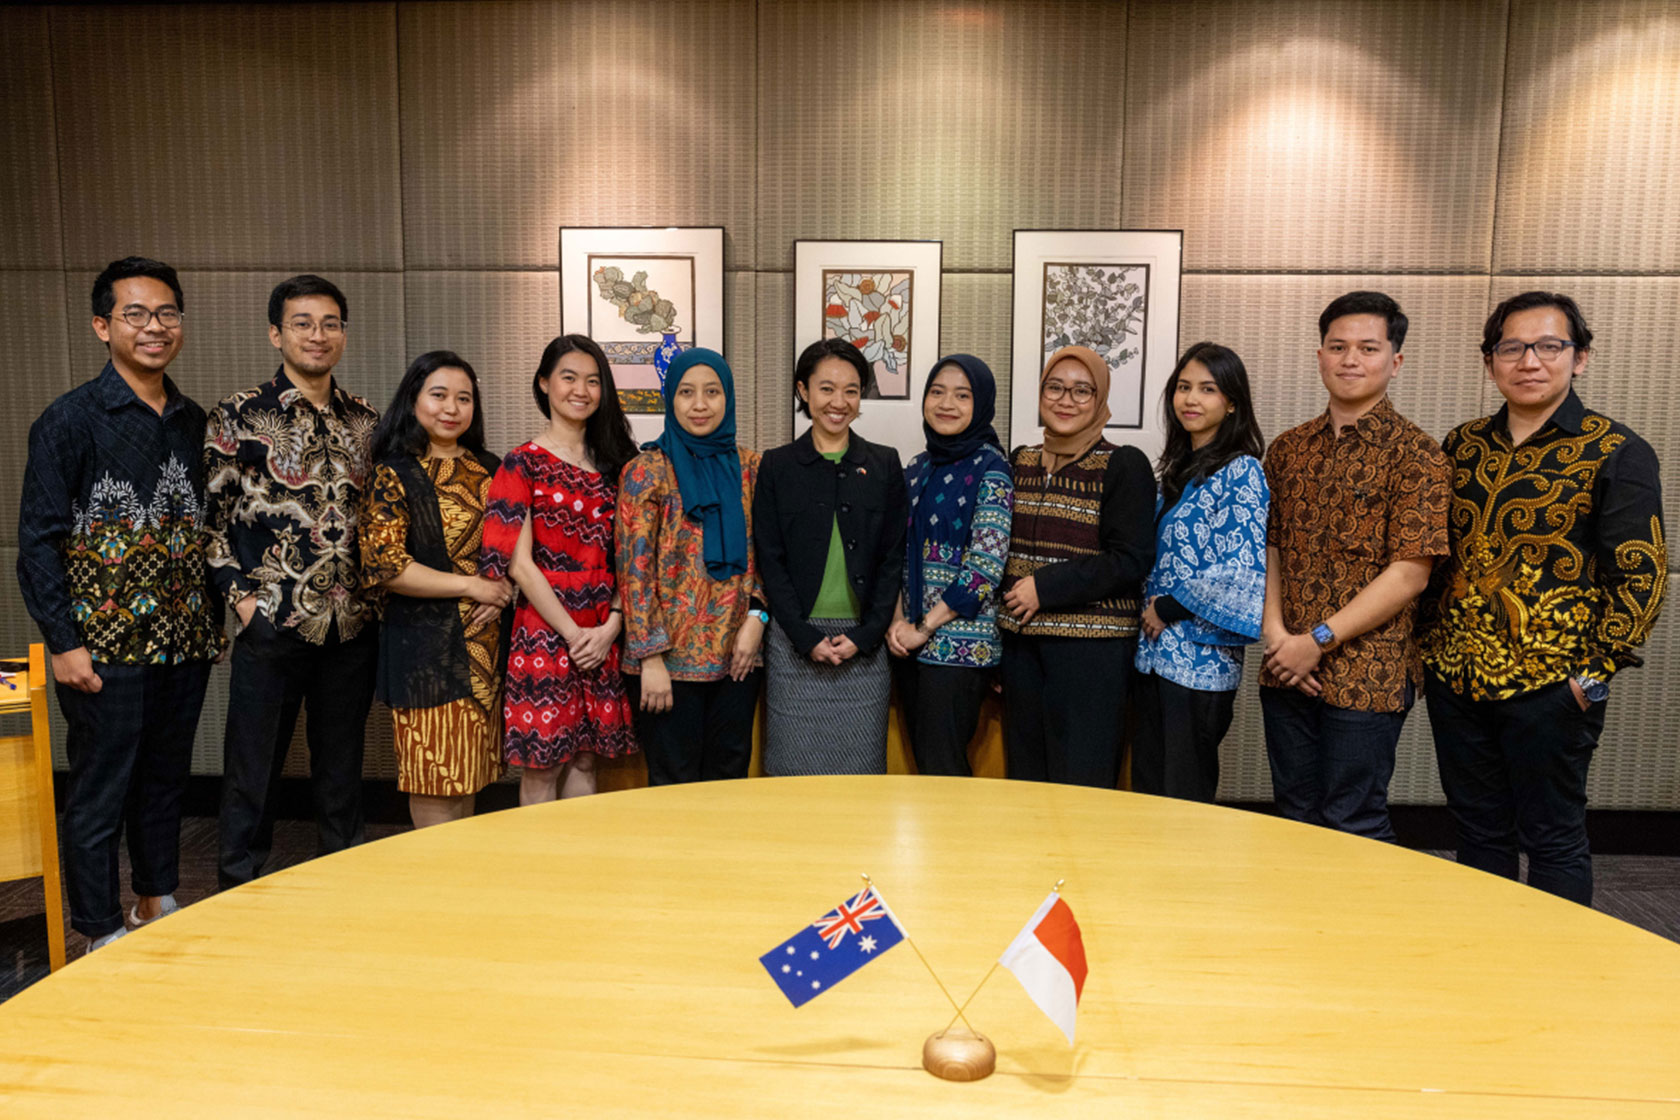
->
[2, 776, 1677, 1117]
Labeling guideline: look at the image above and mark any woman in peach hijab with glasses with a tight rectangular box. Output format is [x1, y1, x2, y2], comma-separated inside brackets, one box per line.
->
[997, 345, 1156, 788]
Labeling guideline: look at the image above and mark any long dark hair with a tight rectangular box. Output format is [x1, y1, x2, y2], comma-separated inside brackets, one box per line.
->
[370, 350, 488, 462]
[1156, 341, 1264, 508]
[531, 334, 638, 482]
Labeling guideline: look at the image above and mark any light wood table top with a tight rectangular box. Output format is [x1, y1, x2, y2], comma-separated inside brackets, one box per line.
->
[2, 776, 1677, 1117]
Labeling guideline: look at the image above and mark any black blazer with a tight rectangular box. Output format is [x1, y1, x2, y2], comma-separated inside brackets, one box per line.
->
[753, 429, 907, 657]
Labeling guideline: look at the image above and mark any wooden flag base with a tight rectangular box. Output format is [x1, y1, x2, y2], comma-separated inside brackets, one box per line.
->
[922, 1028, 996, 1081]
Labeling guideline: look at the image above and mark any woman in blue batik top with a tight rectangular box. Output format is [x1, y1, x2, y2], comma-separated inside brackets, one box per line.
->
[886, 354, 1013, 776]
[1133, 342, 1269, 802]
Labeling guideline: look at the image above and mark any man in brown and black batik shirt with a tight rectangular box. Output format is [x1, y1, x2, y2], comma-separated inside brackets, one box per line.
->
[1260, 291, 1450, 842]
[1421, 292, 1665, 905]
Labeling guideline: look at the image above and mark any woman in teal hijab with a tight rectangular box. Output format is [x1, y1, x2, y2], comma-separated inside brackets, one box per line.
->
[614, 348, 768, 784]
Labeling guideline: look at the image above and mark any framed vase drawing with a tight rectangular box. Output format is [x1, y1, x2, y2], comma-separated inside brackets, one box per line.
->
[1008, 230, 1183, 461]
[793, 239, 942, 459]
[560, 226, 724, 442]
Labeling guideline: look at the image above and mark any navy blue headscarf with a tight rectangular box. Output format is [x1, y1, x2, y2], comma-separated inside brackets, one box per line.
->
[904, 354, 1004, 622]
[646, 348, 747, 580]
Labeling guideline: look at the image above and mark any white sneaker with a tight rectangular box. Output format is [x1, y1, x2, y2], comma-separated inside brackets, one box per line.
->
[88, 927, 127, 951]
[127, 894, 180, 929]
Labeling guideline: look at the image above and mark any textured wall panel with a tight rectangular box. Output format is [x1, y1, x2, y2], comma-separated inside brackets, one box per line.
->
[1591, 612, 1680, 809]
[1, 272, 73, 550]
[1124, 0, 1505, 272]
[50, 4, 403, 269]
[1179, 274, 1491, 448]
[398, 0, 756, 270]
[753, 273, 795, 450]
[1496, 1, 1680, 273]
[757, 0, 1124, 272]
[0, 7, 61, 267]
[64, 271, 407, 427]
[940, 273, 1015, 440]
[1489, 276, 1680, 566]
[403, 271, 561, 459]
[723, 273, 760, 449]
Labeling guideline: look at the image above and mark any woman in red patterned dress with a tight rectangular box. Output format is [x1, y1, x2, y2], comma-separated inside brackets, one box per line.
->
[480, 335, 640, 804]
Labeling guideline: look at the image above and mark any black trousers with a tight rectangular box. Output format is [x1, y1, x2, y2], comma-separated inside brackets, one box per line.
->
[1002, 633, 1134, 788]
[630, 671, 761, 786]
[219, 617, 377, 889]
[891, 656, 991, 777]
[57, 661, 213, 938]
[1259, 684, 1410, 842]
[1424, 673, 1605, 906]
[1131, 672, 1235, 802]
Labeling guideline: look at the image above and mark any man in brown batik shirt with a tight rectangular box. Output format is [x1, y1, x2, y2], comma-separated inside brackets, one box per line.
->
[1260, 291, 1451, 841]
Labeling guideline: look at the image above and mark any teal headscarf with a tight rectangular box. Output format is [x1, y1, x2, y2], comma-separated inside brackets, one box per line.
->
[647, 348, 748, 580]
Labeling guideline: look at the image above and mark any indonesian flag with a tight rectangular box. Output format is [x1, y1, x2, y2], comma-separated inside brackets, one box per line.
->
[998, 892, 1088, 1044]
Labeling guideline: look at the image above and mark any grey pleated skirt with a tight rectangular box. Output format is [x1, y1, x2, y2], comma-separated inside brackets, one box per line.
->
[763, 618, 890, 776]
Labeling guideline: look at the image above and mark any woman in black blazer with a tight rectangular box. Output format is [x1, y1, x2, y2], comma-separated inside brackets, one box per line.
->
[753, 338, 907, 774]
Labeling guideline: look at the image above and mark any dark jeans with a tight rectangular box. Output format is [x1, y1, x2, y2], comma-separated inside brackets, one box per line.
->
[1424, 672, 1605, 906]
[57, 660, 213, 938]
[891, 656, 991, 777]
[1131, 672, 1235, 802]
[1259, 684, 1410, 842]
[219, 617, 377, 889]
[630, 671, 761, 785]
[1002, 634, 1134, 788]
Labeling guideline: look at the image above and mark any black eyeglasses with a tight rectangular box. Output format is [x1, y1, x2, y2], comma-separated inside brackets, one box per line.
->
[1491, 338, 1577, 362]
[108, 306, 183, 329]
[1041, 380, 1096, 404]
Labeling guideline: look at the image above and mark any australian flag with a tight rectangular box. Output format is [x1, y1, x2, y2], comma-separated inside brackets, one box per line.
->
[760, 886, 906, 1007]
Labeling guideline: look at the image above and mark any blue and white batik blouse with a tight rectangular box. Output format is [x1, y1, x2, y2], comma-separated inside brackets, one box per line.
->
[1134, 454, 1269, 692]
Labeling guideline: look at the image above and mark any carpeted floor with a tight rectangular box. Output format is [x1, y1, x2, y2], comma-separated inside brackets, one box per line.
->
[2, 817, 1676, 1003]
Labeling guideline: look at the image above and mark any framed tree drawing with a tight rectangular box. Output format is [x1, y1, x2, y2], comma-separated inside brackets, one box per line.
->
[793, 239, 942, 459]
[1008, 230, 1183, 461]
[560, 226, 724, 441]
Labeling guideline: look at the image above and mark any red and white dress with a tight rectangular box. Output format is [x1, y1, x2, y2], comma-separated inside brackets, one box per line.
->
[479, 442, 638, 768]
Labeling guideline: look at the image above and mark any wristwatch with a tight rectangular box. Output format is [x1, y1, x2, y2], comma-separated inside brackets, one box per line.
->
[748, 608, 770, 625]
[1574, 675, 1609, 704]
[1311, 622, 1336, 650]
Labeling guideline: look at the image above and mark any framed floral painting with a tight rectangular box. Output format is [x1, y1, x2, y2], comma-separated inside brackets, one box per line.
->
[1008, 230, 1183, 460]
[560, 226, 724, 439]
[794, 239, 942, 458]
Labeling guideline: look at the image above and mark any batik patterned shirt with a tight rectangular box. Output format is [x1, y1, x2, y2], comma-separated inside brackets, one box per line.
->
[203, 368, 379, 644]
[1421, 390, 1666, 700]
[902, 446, 1013, 668]
[615, 447, 765, 682]
[1263, 397, 1450, 712]
[1135, 455, 1269, 692]
[18, 363, 223, 663]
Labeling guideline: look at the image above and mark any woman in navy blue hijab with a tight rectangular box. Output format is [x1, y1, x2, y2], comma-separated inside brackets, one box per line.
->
[614, 348, 767, 784]
[885, 355, 1014, 775]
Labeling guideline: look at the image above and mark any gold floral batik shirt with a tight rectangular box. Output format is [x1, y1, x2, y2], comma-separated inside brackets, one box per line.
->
[203, 368, 380, 644]
[1421, 390, 1667, 700]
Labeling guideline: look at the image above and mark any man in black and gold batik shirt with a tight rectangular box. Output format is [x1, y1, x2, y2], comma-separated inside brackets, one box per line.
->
[1422, 291, 1665, 906]
[19, 258, 222, 950]
[204, 274, 380, 889]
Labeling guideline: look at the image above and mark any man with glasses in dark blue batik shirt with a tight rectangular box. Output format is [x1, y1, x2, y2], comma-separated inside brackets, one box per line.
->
[1421, 291, 1666, 906]
[204, 275, 379, 890]
[18, 257, 224, 951]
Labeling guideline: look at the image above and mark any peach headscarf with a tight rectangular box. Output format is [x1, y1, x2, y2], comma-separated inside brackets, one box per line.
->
[1038, 345, 1111, 474]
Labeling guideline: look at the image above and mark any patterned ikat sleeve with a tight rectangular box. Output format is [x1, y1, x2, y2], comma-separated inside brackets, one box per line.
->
[1172, 455, 1270, 643]
[940, 462, 1014, 620]
[201, 397, 256, 607]
[478, 449, 531, 581]
[1386, 432, 1452, 562]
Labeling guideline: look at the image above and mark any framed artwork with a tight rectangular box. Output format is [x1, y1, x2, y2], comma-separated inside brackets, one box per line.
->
[560, 226, 724, 440]
[793, 239, 942, 459]
[1008, 230, 1184, 461]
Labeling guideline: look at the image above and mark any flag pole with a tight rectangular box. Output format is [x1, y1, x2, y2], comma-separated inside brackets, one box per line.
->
[942, 878, 1065, 1033]
[862, 873, 979, 1035]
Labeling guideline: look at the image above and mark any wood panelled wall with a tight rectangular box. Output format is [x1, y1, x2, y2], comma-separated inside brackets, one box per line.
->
[3, 1, 1678, 807]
